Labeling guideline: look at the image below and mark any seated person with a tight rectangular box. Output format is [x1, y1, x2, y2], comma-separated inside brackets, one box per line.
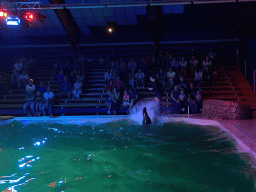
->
[156, 69, 165, 89]
[72, 79, 83, 99]
[57, 70, 64, 85]
[179, 57, 187, 76]
[129, 77, 137, 89]
[19, 71, 29, 90]
[107, 80, 114, 91]
[76, 70, 84, 82]
[178, 89, 187, 112]
[127, 58, 137, 72]
[99, 56, 104, 65]
[135, 69, 145, 88]
[105, 69, 111, 82]
[26, 79, 35, 92]
[195, 68, 203, 87]
[42, 87, 54, 116]
[14, 59, 23, 74]
[11, 68, 20, 90]
[190, 56, 198, 75]
[170, 85, 181, 113]
[202, 56, 212, 71]
[178, 76, 187, 90]
[171, 58, 179, 72]
[187, 83, 197, 114]
[23, 87, 35, 116]
[35, 90, 43, 116]
[110, 69, 118, 80]
[38, 82, 46, 95]
[113, 76, 125, 92]
[202, 66, 213, 87]
[121, 90, 130, 108]
[59, 76, 72, 99]
[128, 88, 138, 109]
[195, 90, 203, 113]
[166, 68, 175, 92]
[106, 90, 112, 114]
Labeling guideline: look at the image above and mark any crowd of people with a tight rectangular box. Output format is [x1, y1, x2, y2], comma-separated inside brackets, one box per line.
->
[11, 48, 217, 116]
[103, 48, 216, 114]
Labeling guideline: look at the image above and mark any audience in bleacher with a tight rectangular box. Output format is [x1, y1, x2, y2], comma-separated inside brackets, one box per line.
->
[149, 75, 163, 101]
[11, 68, 20, 90]
[57, 70, 64, 85]
[135, 69, 145, 88]
[42, 87, 54, 116]
[14, 59, 23, 75]
[23, 87, 35, 116]
[38, 82, 46, 95]
[106, 90, 112, 114]
[59, 76, 72, 99]
[26, 79, 35, 92]
[72, 79, 83, 99]
[19, 71, 29, 90]
[35, 91, 43, 116]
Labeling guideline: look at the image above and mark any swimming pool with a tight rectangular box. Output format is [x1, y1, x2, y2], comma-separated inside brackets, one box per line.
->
[1, 115, 256, 192]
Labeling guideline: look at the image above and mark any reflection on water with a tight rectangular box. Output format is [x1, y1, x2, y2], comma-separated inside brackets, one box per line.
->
[0, 118, 256, 192]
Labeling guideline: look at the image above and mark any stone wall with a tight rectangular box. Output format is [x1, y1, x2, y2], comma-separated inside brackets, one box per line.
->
[202, 99, 253, 120]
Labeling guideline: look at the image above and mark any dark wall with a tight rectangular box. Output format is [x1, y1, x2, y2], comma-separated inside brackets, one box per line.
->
[244, 37, 256, 87]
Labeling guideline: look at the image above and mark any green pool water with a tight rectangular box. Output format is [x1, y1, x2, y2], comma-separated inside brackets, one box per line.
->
[0, 118, 256, 192]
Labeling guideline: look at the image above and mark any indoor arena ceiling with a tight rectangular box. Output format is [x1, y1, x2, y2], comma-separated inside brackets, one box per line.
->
[0, 0, 254, 37]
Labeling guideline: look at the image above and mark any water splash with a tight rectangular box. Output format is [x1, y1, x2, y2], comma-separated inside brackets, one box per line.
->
[129, 98, 160, 125]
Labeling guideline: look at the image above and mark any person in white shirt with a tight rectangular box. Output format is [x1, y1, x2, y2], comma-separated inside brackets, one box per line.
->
[19, 71, 29, 90]
[72, 79, 83, 99]
[14, 59, 23, 74]
[42, 87, 54, 116]
[179, 57, 187, 76]
[26, 79, 35, 92]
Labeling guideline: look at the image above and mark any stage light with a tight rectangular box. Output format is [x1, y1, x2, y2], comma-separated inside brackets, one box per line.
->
[0, 11, 7, 18]
[6, 16, 20, 26]
[24, 12, 33, 21]
[108, 27, 113, 33]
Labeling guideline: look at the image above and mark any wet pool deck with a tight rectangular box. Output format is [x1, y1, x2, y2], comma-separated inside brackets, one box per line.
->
[2, 114, 256, 160]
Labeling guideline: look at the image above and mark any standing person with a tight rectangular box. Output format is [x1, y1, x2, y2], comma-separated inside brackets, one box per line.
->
[23, 87, 35, 116]
[148, 75, 163, 101]
[35, 91, 43, 116]
[142, 107, 152, 128]
[72, 79, 83, 99]
[11, 68, 20, 90]
[135, 69, 145, 88]
[111, 87, 119, 115]
[190, 56, 198, 76]
[128, 88, 138, 110]
[170, 85, 181, 114]
[178, 89, 187, 113]
[19, 71, 29, 90]
[106, 90, 112, 114]
[42, 87, 54, 116]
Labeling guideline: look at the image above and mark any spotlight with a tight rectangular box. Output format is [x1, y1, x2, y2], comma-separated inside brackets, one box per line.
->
[24, 12, 34, 21]
[106, 21, 118, 33]
[6, 16, 20, 26]
[108, 27, 113, 33]
[0, 11, 7, 18]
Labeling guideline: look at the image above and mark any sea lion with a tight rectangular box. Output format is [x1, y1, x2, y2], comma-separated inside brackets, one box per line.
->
[142, 107, 151, 127]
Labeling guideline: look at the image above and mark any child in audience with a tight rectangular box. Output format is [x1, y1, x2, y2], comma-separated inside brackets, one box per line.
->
[72, 79, 83, 99]
[42, 87, 54, 116]
[106, 90, 112, 114]
[35, 91, 43, 116]
[39, 82, 46, 95]
[122, 90, 130, 108]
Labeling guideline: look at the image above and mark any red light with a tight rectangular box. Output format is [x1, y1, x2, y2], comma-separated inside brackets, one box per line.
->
[24, 12, 34, 21]
[0, 11, 7, 18]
